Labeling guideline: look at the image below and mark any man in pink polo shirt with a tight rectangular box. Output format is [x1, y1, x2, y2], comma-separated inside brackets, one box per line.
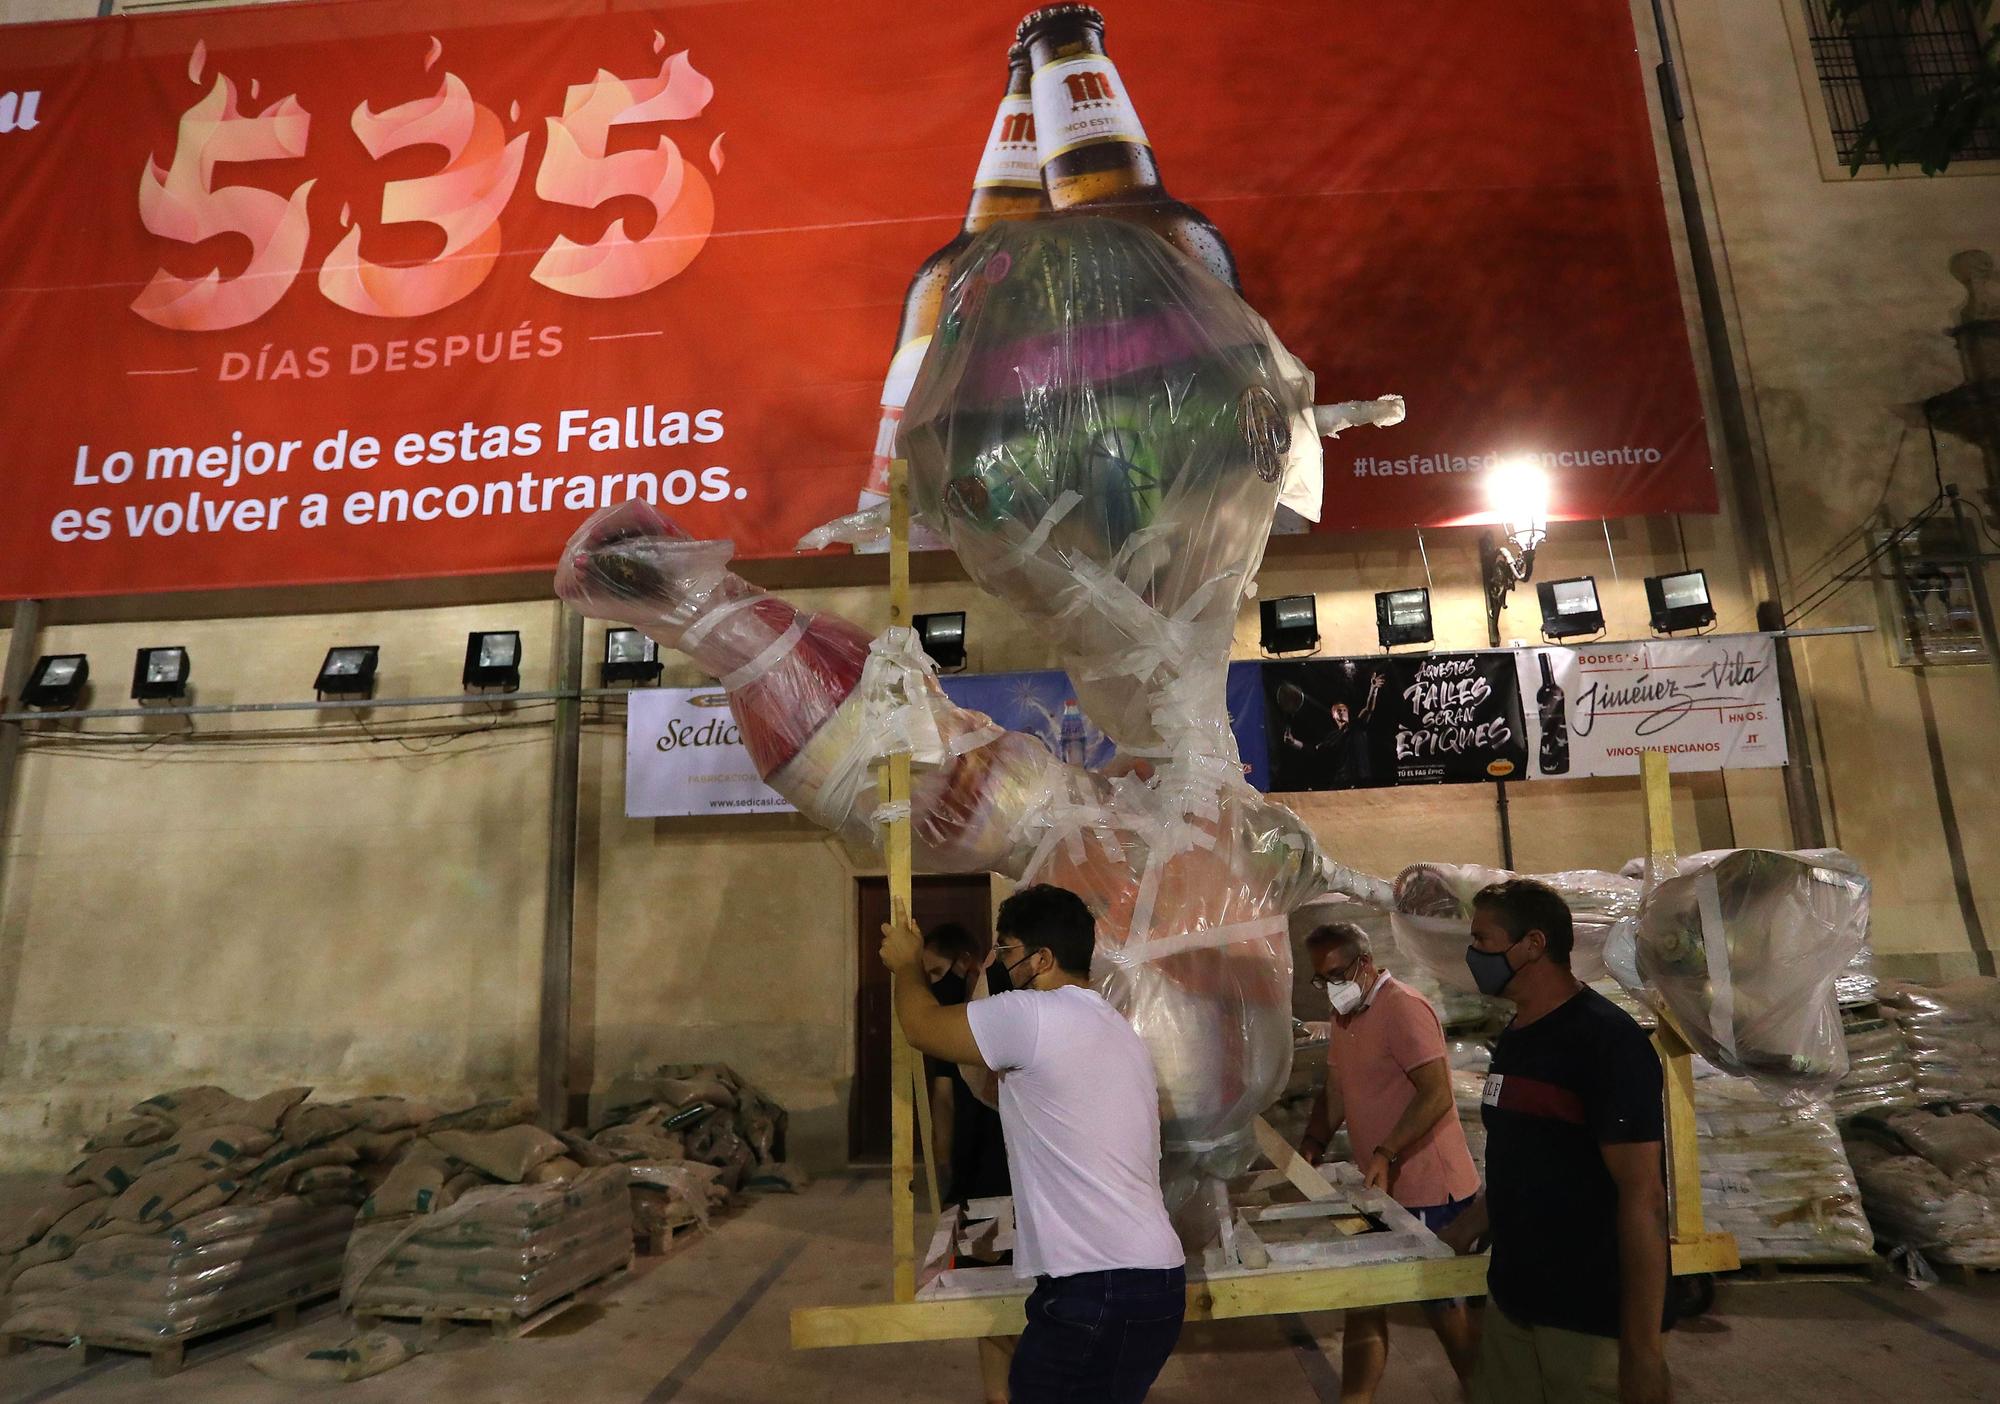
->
[1298, 922, 1481, 1401]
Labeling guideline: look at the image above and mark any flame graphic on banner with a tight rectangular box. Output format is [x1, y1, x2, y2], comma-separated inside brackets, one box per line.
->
[131, 73, 313, 332]
[530, 51, 716, 299]
[708, 131, 724, 174]
[318, 72, 528, 318]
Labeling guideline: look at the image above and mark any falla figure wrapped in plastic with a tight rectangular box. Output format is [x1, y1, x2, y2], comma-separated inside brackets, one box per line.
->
[557, 216, 1400, 1227]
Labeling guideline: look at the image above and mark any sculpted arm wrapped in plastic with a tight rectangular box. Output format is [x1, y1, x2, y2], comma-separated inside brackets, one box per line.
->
[555, 499, 1370, 914]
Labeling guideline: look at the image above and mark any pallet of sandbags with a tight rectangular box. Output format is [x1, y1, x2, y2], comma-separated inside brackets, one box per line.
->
[1845, 1106, 2000, 1269]
[1692, 1059, 1875, 1265]
[1879, 979, 2000, 1107]
[343, 1165, 632, 1338]
[1, 1198, 353, 1377]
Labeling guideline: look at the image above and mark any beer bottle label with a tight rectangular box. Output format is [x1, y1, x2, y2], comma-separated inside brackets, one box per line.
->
[1031, 55, 1151, 162]
[973, 94, 1041, 190]
[860, 334, 933, 499]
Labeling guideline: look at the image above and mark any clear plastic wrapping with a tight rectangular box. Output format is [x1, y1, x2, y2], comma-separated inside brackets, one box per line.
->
[1833, 1014, 1921, 1118]
[1845, 1140, 2000, 1266]
[1611, 849, 1867, 1102]
[1690, 1058, 1873, 1263]
[1879, 978, 2000, 1106]
[1389, 863, 1640, 991]
[557, 217, 1394, 1202]
[2, 1200, 352, 1343]
[343, 1167, 630, 1318]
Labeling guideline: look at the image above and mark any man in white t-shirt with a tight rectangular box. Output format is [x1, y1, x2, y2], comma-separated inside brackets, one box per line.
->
[880, 883, 1187, 1404]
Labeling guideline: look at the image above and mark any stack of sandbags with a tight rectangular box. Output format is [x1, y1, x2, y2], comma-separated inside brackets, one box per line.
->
[356, 1099, 578, 1225]
[1845, 1107, 2000, 1267]
[5, 1199, 354, 1344]
[343, 1167, 631, 1322]
[588, 1063, 803, 1195]
[1833, 1011, 1921, 1119]
[0, 1084, 426, 1341]
[1692, 1058, 1874, 1263]
[1879, 979, 2000, 1107]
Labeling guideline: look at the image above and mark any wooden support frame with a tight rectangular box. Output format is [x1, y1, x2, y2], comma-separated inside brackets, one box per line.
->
[800, 537, 1738, 1346]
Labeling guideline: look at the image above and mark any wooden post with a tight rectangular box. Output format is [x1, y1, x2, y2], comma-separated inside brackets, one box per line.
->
[1639, 751, 1706, 1242]
[913, 1060, 941, 1217]
[885, 456, 919, 1302]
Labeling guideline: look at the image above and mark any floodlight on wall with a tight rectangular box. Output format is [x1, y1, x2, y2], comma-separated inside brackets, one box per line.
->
[131, 646, 190, 703]
[22, 654, 89, 709]
[1375, 589, 1434, 649]
[1479, 457, 1551, 645]
[315, 645, 379, 700]
[914, 611, 968, 672]
[603, 628, 663, 686]
[462, 631, 522, 692]
[1260, 594, 1320, 656]
[1536, 576, 1606, 640]
[1646, 569, 1716, 635]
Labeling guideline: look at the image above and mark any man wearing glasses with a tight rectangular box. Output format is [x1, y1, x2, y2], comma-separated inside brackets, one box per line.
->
[1297, 921, 1481, 1402]
[879, 883, 1186, 1404]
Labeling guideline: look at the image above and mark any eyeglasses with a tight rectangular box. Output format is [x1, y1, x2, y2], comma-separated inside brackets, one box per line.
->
[1310, 957, 1364, 991]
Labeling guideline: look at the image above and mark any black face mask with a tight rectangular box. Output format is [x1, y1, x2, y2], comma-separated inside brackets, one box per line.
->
[986, 947, 1036, 994]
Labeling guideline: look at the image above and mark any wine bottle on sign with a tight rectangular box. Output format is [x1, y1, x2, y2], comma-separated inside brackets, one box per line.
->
[1017, 4, 1241, 290]
[1537, 653, 1571, 776]
[853, 43, 1052, 548]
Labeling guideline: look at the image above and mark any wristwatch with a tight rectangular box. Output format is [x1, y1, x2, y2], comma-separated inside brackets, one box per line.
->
[1374, 1144, 1400, 1165]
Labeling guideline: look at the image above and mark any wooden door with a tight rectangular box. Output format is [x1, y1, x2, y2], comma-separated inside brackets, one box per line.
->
[850, 874, 993, 1163]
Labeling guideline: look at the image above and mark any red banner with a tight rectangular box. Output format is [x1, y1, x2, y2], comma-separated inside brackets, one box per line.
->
[0, 0, 1712, 600]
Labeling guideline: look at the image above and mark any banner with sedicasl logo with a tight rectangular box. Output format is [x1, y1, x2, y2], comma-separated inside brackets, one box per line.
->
[625, 661, 1274, 816]
[1262, 654, 1527, 791]
[624, 687, 789, 818]
[1515, 634, 1788, 779]
[0, 0, 1708, 600]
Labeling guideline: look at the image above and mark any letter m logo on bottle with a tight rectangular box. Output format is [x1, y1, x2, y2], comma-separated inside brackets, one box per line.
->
[999, 111, 1035, 144]
[1062, 70, 1117, 105]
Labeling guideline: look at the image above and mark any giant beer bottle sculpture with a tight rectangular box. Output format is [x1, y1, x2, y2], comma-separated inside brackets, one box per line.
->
[562, 209, 1395, 1226]
[855, 44, 1052, 542]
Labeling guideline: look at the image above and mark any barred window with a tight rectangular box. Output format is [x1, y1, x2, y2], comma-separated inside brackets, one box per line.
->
[1802, 1, 2000, 165]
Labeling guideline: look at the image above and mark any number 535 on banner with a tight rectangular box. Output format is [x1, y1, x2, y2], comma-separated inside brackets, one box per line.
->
[134, 37, 722, 333]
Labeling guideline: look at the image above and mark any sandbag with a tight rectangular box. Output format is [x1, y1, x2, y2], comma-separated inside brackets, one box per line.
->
[422, 1098, 537, 1136]
[83, 1117, 173, 1153]
[106, 1161, 223, 1223]
[335, 1097, 438, 1134]
[525, 1157, 582, 1185]
[0, 1182, 102, 1254]
[66, 1145, 156, 1195]
[132, 1085, 238, 1127]
[428, 1126, 566, 1184]
[280, 1102, 360, 1146]
[227, 1087, 313, 1133]
[250, 1330, 413, 1384]
[360, 1163, 446, 1221]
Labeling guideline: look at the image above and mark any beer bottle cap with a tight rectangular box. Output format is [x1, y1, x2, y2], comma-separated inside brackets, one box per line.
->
[1015, 4, 1105, 45]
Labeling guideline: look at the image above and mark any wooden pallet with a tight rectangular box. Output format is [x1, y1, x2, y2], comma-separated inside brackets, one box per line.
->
[1721, 1257, 1880, 1285]
[1939, 1261, 2000, 1285]
[353, 1255, 633, 1345]
[0, 1291, 327, 1379]
[637, 1217, 703, 1257]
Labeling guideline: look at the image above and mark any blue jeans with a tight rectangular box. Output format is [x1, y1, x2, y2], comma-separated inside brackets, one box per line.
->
[1009, 1266, 1187, 1403]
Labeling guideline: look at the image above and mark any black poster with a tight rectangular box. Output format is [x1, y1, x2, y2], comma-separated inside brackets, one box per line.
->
[1262, 653, 1528, 791]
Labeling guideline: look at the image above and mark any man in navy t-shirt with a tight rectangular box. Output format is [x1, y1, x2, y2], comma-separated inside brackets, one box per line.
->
[1439, 878, 1672, 1404]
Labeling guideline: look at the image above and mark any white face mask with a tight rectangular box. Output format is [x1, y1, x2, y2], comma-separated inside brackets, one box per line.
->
[1327, 980, 1364, 1016]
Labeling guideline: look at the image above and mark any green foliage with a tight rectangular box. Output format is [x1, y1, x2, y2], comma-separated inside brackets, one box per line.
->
[1824, 0, 2000, 173]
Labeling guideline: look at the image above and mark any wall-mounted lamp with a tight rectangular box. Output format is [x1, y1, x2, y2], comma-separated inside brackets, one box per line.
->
[1259, 595, 1321, 656]
[1646, 569, 1716, 635]
[603, 628, 664, 686]
[315, 645, 379, 701]
[914, 611, 968, 673]
[131, 646, 190, 704]
[463, 631, 522, 693]
[1480, 458, 1550, 645]
[1375, 588, 1433, 649]
[1537, 576, 1606, 640]
[22, 654, 89, 710]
